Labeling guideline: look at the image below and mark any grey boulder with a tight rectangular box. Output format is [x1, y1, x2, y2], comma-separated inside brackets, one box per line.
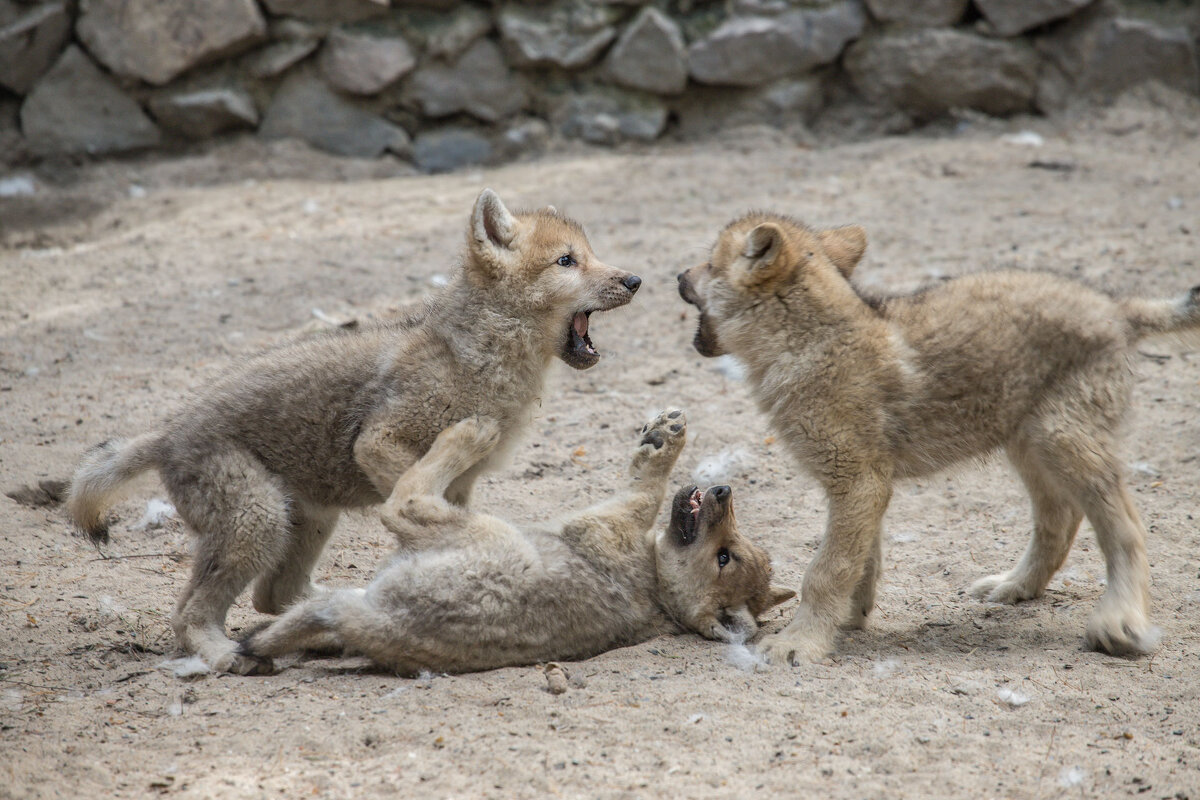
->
[319, 28, 417, 95]
[688, 1, 867, 87]
[259, 72, 410, 158]
[412, 127, 492, 173]
[20, 45, 161, 155]
[976, 0, 1094, 37]
[1038, 12, 1198, 99]
[554, 88, 667, 144]
[407, 39, 527, 122]
[845, 28, 1038, 117]
[604, 7, 687, 95]
[0, 1, 70, 94]
[261, 0, 389, 23]
[498, 1, 619, 69]
[863, 0, 967, 27]
[149, 88, 259, 138]
[76, 0, 267, 86]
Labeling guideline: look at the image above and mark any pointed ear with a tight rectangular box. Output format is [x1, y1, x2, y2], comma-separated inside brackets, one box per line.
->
[739, 223, 792, 284]
[471, 188, 517, 249]
[765, 586, 797, 611]
[818, 225, 866, 278]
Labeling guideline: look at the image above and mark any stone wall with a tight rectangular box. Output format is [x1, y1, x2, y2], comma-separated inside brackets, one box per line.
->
[1, 0, 1197, 172]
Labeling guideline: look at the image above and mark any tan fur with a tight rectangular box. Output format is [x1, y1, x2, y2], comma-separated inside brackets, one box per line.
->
[66, 190, 642, 674]
[238, 411, 793, 675]
[678, 213, 1200, 664]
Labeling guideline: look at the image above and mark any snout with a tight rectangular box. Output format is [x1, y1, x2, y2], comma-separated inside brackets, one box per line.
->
[677, 271, 697, 305]
[622, 275, 642, 294]
[702, 485, 732, 520]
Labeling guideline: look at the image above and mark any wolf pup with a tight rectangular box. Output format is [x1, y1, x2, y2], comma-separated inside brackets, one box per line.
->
[238, 410, 794, 674]
[678, 212, 1200, 664]
[67, 189, 642, 674]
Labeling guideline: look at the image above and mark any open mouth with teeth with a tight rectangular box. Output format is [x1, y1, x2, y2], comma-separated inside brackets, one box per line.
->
[561, 310, 600, 370]
[671, 485, 705, 546]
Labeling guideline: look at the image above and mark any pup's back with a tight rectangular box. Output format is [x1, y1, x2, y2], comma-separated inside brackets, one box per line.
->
[877, 270, 1135, 475]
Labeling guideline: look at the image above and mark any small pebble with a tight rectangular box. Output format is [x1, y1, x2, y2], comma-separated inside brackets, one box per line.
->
[544, 663, 569, 695]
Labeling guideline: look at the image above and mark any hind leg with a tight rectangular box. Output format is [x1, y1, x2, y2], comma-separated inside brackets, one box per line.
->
[166, 450, 291, 675]
[970, 441, 1083, 604]
[1017, 424, 1156, 654]
[1077, 480, 1157, 654]
[846, 531, 881, 629]
[251, 504, 340, 615]
[239, 588, 366, 669]
[379, 416, 502, 551]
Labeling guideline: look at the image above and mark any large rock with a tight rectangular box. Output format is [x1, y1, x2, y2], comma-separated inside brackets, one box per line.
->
[1037, 12, 1199, 100]
[0, 1, 70, 94]
[407, 39, 526, 122]
[412, 127, 492, 173]
[976, 0, 1094, 37]
[554, 87, 667, 144]
[20, 46, 160, 155]
[149, 88, 259, 138]
[259, 72, 410, 158]
[246, 39, 319, 79]
[424, 5, 492, 60]
[674, 77, 823, 136]
[604, 7, 687, 95]
[319, 28, 416, 95]
[688, 2, 866, 87]
[76, 0, 267, 86]
[498, 1, 619, 69]
[864, 0, 966, 27]
[844, 29, 1038, 117]
[261, 0, 389, 23]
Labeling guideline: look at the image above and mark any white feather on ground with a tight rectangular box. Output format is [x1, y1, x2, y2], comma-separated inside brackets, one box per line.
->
[157, 657, 211, 680]
[133, 498, 176, 531]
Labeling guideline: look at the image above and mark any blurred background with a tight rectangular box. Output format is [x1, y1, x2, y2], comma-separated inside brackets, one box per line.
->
[1, 0, 1197, 174]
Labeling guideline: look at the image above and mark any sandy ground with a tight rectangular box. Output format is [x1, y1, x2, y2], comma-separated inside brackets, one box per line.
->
[2, 92, 1199, 799]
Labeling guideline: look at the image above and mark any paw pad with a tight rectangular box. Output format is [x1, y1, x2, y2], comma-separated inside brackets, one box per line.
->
[640, 430, 665, 449]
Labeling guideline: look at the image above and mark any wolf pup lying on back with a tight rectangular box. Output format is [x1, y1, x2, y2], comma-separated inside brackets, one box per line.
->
[67, 189, 642, 674]
[238, 410, 793, 674]
[678, 212, 1200, 664]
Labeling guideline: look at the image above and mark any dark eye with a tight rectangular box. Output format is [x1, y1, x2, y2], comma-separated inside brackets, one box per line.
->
[717, 548, 730, 568]
[557, 254, 575, 267]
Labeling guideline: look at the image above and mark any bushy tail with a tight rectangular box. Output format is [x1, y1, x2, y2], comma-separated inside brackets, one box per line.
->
[66, 433, 163, 543]
[1121, 285, 1200, 342]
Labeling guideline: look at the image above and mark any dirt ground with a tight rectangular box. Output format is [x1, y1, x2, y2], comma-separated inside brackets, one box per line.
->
[2, 91, 1199, 799]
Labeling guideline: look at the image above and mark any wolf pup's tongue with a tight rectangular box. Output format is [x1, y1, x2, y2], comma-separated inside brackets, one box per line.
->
[562, 311, 599, 369]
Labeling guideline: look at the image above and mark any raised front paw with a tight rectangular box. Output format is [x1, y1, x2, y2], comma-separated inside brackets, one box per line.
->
[631, 409, 687, 476]
[446, 415, 503, 457]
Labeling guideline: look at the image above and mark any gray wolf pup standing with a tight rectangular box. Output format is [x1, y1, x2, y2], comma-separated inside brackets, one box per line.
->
[239, 410, 794, 674]
[678, 212, 1200, 664]
[67, 189, 642, 674]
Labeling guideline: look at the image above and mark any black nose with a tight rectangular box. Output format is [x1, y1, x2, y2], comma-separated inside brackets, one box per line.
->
[676, 272, 685, 282]
[622, 275, 642, 293]
[710, 485, 731, 502]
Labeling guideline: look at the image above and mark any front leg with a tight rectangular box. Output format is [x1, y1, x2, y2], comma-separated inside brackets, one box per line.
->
[759, 467, 892, 665]
[377, 416, 502, 551]
[561, 410, 687, 550]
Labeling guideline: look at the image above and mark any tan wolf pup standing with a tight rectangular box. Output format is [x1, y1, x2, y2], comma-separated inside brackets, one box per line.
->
[678, 212, 1200, 664]
[67, 189, 642, 674]
[239, 410, 794, 674]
